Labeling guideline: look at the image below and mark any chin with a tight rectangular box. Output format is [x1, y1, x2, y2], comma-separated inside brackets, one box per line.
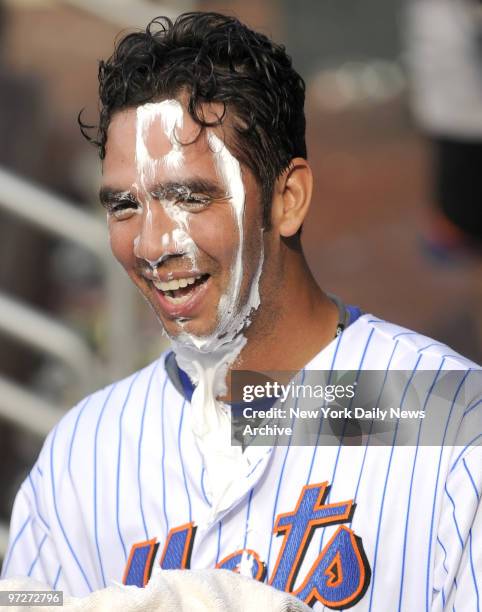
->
[159, 314, 220, 343]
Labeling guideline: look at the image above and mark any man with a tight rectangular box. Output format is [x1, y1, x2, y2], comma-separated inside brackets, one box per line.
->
[1, 12, 481, 611]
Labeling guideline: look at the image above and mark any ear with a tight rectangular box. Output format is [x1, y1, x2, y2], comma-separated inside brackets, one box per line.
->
[271, 158, 313, 237]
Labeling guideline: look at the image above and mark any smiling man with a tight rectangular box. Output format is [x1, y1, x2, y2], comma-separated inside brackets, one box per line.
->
[2, 12, 481, 611]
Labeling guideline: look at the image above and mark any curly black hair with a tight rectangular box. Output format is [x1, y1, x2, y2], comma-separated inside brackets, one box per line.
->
[80, 12, 306, 221]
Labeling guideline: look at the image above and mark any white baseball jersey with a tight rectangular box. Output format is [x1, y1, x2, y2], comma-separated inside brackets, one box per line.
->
[2, 313, 481, 611]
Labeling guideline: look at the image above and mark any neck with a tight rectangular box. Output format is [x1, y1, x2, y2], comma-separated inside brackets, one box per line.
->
[234, 245, 338, 374]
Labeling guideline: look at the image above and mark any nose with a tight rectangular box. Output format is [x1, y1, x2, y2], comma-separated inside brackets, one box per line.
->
[134, 199, 183, 267]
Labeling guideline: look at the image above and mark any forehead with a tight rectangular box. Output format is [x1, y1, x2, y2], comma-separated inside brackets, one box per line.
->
[103, 101, 230, 188]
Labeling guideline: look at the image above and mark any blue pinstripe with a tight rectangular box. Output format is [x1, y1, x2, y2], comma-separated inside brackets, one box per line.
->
[200, 467, 211, 507]
[425, 369, 472, 612]
[68, 398, 91, 482]
[94, 384, 117, 588]
[436, 536, 448, 607]
[215, 521, 222, 564]
[53, 565, 62, 589]
[437, 536, 449, 608]
[469, 530, 480, 611]
[28, 474, 49, 532]
[246, 457, 264, 479]
[444, 484, 464, 548]
[160, 375, 170, 533]
[392, 331, 420, 340]
[177, 399, 192, 522]
[305, 331, 344, 486]
[437, 536, 449, 575]
[265, 369, 306, 571]
[243, 489, 254, 549]
[449, 434, 482, 474]
[368, 353, 422, 612]
[50, 426, 93, 591]
[319, 327, 375, 555]
[63, 397, 92, 588]
[353, 340, 400, 502]
[464, 398, 482, 417]
[397, 360, 445, 612]
[417, 343, 445, 353]
[1, 516, 31, 576]
[463, 458, 480, 502]
[138, 363, 159, 540]
[116, 371, 142, 561]
[450, 435, 482, 474]
[27, 534, 47, 576]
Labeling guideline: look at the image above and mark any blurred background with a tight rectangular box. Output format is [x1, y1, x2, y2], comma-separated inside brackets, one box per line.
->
[0, 0, 481, 564]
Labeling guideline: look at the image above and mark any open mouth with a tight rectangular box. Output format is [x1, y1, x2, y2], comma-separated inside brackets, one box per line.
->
[153, 274, 210, 304]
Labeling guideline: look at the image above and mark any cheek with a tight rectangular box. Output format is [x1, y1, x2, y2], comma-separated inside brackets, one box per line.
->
[108, 220, 137, 270]
[189, 208, 240, 264]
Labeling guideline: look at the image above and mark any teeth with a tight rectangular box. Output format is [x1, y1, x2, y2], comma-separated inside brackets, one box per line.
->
[164, 293, 193, 305]
[152, 276, 202, 292]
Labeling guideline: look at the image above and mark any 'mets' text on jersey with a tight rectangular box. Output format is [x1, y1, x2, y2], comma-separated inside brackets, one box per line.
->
[123, 481, 370, 609]
[2, 315, 481, 610]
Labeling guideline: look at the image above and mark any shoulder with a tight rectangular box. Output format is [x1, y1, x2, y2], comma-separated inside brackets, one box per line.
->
[339, 314, 481, 457]
[350, 314, 480, 370]
[37, 352, 172, 465]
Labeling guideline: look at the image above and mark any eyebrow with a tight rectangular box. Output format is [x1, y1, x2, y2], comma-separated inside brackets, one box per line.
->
[99, 179, 227, 206]
[98, 188, 135, 207]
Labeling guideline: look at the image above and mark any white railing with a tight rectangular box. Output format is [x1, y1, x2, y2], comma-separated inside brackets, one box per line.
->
[0, 293, 100, 397]
[0, 375, 65, 437]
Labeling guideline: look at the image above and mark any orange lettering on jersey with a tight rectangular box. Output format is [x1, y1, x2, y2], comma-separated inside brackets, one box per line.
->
[325, 551, 343, 588]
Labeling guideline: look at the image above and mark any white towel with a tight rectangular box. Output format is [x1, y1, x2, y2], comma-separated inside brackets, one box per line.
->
[0, 570, 311, 611]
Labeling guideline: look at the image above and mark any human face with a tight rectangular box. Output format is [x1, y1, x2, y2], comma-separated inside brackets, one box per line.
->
[101, 101, 265, 341]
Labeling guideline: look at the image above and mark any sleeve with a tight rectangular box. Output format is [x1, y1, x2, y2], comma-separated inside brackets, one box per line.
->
[432, 446, 482, 611]
[0, 438, 63, 588]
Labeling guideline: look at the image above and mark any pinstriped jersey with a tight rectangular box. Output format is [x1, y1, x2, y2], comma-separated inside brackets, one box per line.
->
[1, 314, 481, 611]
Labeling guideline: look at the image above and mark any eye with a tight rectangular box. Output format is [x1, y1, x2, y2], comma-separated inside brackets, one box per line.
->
[175, 192, 212, 212]
[107, 197, 139, 220]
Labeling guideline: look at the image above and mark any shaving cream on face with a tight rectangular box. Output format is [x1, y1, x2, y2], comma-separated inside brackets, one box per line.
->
[133, 101, 200, 272]
[134, 100, 265, 518]
[135, 100, 185, 183]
